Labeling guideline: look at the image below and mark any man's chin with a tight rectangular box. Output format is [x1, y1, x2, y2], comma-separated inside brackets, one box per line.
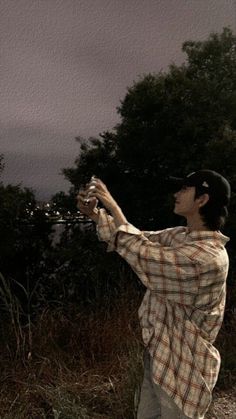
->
[174, 208, 183, 216]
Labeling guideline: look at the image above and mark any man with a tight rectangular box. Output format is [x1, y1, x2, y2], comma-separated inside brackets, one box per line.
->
[77, 170, 231, 419]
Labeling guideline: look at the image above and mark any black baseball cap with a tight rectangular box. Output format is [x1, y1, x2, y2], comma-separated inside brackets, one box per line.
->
[169, 170, 231, 206]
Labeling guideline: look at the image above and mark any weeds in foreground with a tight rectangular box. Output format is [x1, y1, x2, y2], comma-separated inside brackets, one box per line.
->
[0, 272, 236, 418]
[0, 288, 143, 419]
[0, 271, 42, 360]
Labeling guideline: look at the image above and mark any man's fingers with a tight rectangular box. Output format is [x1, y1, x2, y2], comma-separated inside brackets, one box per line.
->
[76, 196, 98, 212]
[77, 197, 86, 206]
[78, 188, 86, 196]
[90, 178, 108, 193]
[77, 192, 91, 205]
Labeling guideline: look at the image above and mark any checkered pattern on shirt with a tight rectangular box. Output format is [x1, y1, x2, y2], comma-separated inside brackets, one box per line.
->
[96, 209, 229, 419]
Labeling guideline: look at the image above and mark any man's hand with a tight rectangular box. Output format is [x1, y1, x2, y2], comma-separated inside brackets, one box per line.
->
[77, 178, 128, 227]
[76, 186, 99, 222]
[86, 178, 119, 212]
[87, 178, 128, 227]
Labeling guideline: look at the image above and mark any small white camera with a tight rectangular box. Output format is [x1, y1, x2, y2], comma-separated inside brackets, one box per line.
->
[84, 175, 96, 205]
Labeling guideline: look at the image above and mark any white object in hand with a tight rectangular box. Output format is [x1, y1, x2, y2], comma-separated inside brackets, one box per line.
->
[84, 176, 96, 205]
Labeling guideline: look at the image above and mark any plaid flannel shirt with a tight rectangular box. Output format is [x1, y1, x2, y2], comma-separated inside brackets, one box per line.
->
[96, 209, 229, 419]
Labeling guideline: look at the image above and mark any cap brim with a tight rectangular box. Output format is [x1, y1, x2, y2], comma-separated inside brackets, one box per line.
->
[167, 176, 185, 190]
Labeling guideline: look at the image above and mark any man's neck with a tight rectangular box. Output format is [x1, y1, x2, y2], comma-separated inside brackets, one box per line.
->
[186, 214, 210, 232]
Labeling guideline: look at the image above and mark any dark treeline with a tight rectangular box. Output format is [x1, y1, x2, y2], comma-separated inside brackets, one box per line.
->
[1, 26, 236, 328]
[0, 28, 236, 417]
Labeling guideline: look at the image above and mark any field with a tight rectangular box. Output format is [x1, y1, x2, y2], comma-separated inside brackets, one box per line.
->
[0, 280, 236, 419]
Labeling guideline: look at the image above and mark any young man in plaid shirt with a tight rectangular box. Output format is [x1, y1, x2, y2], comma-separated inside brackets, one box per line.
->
[77, 169, 231, 419]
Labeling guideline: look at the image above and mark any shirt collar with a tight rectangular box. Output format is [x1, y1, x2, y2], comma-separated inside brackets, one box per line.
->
[185, 228, 230, 245]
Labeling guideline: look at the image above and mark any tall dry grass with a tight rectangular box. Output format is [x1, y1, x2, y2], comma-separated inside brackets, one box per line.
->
[0, 280, 144, 419]
[0, 269, 236, 418]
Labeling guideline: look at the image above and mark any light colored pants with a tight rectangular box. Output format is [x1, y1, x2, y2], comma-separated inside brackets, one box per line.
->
[137, 350, 190, 419]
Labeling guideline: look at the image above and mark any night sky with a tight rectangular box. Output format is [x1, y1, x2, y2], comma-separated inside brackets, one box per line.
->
[1, 0, 236, 200]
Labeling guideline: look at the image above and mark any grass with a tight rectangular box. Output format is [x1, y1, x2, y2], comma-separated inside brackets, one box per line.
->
[0, 272, 236, 418]
[0, 287, 144, 419]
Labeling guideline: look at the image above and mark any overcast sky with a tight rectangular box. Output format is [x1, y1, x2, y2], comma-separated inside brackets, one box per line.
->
[1, 0, 236, 200]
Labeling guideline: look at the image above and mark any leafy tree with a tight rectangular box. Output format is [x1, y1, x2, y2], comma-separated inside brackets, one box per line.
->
[41, 224, 141, 309]
[49, 28, 236, 316]
[0, 182, 53, 315]
[62, 28, 236, 231]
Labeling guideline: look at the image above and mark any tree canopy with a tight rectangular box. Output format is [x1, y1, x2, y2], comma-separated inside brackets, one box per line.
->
[62, 28, 236, 230]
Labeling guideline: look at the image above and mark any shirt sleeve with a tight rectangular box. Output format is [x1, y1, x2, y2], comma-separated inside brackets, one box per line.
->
[96, 208, 116, 242]
[141, 227, 184, 246]
[97, 208, 182, 246]
[103, 221, 200, 305]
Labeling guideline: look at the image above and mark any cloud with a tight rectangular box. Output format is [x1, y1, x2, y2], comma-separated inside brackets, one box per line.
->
[1, 122, 81, 200]
[1, 148, 77, 200]
[1, 0, 235, 199]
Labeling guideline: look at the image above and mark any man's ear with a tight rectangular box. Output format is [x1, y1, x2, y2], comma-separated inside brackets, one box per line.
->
[198, 193, 210, 208]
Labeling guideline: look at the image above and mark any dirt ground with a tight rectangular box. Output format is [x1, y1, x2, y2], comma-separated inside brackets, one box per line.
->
[206, 387, 236, 418]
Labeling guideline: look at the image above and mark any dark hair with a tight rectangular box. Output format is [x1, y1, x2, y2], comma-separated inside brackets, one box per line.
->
[195, 188, 228, 231]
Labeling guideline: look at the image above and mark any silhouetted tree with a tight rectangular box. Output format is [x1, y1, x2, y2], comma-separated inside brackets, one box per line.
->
[62, 28, 236, 231]
[0, 181, 53, 315]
